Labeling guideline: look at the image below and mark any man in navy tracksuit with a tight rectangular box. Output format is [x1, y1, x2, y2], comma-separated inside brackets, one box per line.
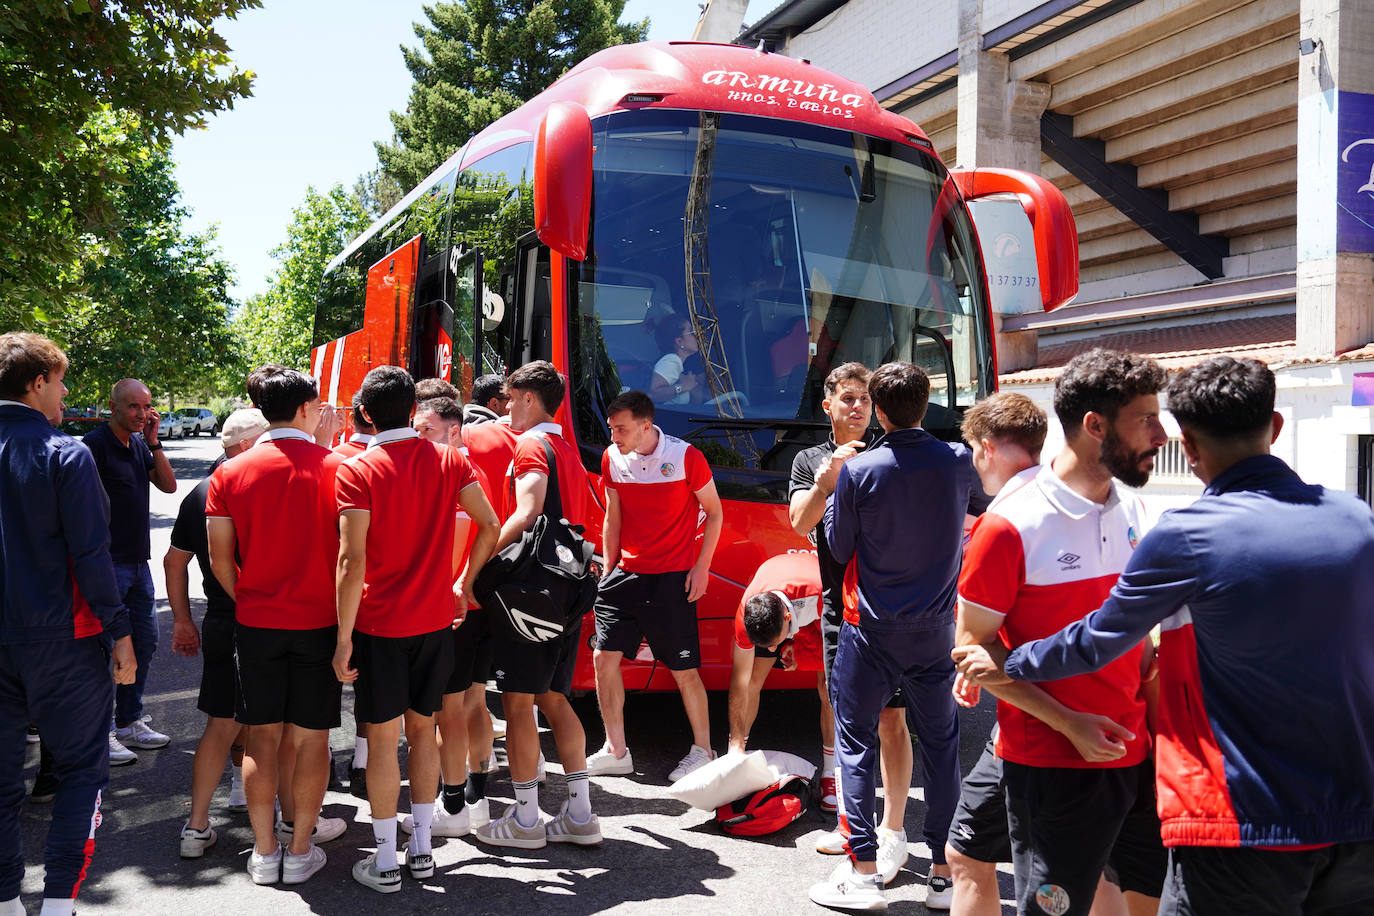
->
[811, 361, 973, 911]
[955, 356, 1374, 914]
[0, 333, 135, 916]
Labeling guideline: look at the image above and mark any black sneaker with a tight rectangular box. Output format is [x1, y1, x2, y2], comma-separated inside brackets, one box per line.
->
[29, 772, 58, 803]
[349, 766, 367, 800]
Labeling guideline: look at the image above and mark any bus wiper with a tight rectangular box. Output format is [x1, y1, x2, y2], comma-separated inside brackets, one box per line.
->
[686, 417, 830, 434]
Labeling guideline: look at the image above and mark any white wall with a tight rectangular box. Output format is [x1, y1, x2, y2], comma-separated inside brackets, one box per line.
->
[982, 0, 1051, 33]
[785, 0, 957, 91]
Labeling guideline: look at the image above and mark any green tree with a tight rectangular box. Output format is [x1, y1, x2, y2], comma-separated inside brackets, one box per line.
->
[53, 141, 239, 407]
[0, 0, 258, 324]
[377, 0, 648, 191]
[233, 185, 371, 371]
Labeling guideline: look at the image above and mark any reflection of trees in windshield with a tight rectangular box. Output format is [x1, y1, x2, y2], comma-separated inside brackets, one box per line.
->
[570, 109, 989, 502]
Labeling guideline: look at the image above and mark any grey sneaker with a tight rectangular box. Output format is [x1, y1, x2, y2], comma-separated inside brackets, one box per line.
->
[544, 802, 602, 846]
[669, 744, 716, 782]
[401, 842, 434, 879]
[107, 731, 138, 767]
[178, 823, 216, 859]
[246, 846, 281, 885]
[276, 816, 347, 845]
[586, 744, 634, 776]
[475, 803, 546, 850]
[282, 844, 327, 885]
[114, 719, 169, 749]
[352, 853, 402, 894]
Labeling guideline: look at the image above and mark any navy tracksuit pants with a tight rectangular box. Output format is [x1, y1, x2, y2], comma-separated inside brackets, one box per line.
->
[831, 620, 960, 863]
[0, 637, 112, 902]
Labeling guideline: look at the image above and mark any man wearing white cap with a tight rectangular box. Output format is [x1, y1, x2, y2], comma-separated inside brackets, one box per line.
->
[167, 408, 269, 857]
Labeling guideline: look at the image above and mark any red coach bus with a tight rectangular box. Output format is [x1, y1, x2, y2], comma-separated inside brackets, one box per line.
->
[310, 41, 1078, 693]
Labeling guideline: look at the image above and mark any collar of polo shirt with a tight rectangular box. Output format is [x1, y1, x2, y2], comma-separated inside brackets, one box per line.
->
[518, 421, 562, 440]
[367, 427, 419, 449]
[257, 427, 314, 446]
[1036, 463, 1121, 519]
[627, 424, 667, 465]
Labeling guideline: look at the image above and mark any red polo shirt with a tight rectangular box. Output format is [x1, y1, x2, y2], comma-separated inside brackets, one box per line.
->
[601, 427, 712, 573]
[462, 419, 518, 520]
[508, 423, 600, 531]
[336, 428, 482, 637]
[205, 429, 342, 630]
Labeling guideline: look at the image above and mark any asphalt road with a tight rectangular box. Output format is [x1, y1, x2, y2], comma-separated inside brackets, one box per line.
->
[17, 432, 1013, 915]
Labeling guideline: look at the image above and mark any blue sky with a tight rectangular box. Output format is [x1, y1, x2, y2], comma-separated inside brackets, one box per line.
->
[173, 1, 769, 302]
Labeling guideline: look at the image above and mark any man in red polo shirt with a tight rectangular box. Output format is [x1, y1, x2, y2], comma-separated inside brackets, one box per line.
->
[333, 367, 499, 893]
[586, 390, 723, 782]
[475, 361, 605, 850]
[726, 552, 831, 793]
[206, 365, 344, 888]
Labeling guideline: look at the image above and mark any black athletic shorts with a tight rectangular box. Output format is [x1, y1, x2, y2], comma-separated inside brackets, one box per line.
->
[1004, 759, 1167, 915]
[1160, 841, 1374, 916]
[234, 623, 341, 730]
[492, 614, 584, 697]
[594, 568, 700, 671]
[948, 738, 1010, 863]
[198, 612, 238, 720]
[446, 605, 493, 695]
[353, 627, 454, 724]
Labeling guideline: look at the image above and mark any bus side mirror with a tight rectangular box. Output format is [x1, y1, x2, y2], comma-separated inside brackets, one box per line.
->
[534, 101, 593, 261]
[950, 168, 1079, 311]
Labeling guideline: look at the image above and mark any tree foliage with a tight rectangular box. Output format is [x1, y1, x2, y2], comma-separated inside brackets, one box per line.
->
[232, 185, 371, 372]
[377, 0, 647, 191]
[0, 0, 258, 322]
[52, 142, 239, 407]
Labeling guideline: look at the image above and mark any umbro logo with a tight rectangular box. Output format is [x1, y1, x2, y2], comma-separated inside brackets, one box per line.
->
[679, 649, 691, 658]
[1057, 552, 1081, 570]
[495, 670, 505, 679]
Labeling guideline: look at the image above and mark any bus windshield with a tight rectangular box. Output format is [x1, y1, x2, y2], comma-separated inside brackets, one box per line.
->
[569, 108, 992, 502]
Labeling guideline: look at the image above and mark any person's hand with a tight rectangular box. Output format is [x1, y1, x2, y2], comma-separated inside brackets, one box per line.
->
[171, 619, 200, 657]
[952, 671, 981, 708]
[951, 643, 1012, 686]
[680, 372, 700, 393]
[332, 639, 358, 683]
[1058, 710, 1133, 763]
[143, 410, 161, 446]
[452, 582, 471, 626]
[684, 562, 710, 603]
[778, 640, 797, 671]
[313, 403, 340, 447]
[112, 636, 137, 685]
[815, 440, 865, 495]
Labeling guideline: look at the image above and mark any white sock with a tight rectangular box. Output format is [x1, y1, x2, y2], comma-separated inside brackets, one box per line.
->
[353, 736, 368, 769]
[513, 777, 540, 829]
[39, 899, 74, 916]
[1, 897, 25, 916]
[373, 815, 398, 871]
[821, 744, 836, 774]
[410, 802, 434, 855]
[231, 762, 243, 785]
[565, 770, 591, 822]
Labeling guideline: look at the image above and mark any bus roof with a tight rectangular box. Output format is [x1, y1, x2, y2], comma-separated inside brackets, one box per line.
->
[327, 41, 930, 276]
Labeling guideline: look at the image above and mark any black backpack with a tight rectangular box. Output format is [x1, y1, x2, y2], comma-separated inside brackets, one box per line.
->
[474, 437, 598, 643]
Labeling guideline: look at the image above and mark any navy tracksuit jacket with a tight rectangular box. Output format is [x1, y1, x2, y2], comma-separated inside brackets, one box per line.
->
[0, 402, 130, 902]
[824, 426, 974, 863]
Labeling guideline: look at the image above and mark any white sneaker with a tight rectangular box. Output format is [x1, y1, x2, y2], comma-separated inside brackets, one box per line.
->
[114, 719, 169, 749]
[586, 743, 634, 776]
[669, 744, 715, 782]
[536, 752, 547, 784]
[816, 827, 848, 855]
[247, 846, 282, 885]
[400, 841, 434, 880]
[491, 715, 506, 739]
[108, 731, 138, 766]
[467, 797, 490, 829]
[925, 873, 954, 910]
[178, 823, 216, 859]
[399, 805, 470, 837]
[352, 852, 402, 894]
[809, 860, 887, 911]
[876, 827, 907, 885]
[276, 816, 347, 845]
[485, 748, 498, 772]
[282, 844, 327, 885]
[226, 771, 247, 812]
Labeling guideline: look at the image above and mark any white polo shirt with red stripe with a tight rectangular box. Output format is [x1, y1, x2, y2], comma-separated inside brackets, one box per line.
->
[958, 463, 1150, 769]
[601, 426, 712, 574]
[335, 427, 482, 638]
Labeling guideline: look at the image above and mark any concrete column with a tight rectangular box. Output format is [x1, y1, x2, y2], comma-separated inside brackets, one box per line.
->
[1296, 0, 1374, 357]
[693, 0, 748, 44]
[957, 0, 1051, 371]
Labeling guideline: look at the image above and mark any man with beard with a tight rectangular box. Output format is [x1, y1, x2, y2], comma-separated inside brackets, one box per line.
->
[953, 349, 1168, 916]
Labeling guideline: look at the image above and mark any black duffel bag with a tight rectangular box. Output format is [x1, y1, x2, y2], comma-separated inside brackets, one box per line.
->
[474, 436, 597, 643]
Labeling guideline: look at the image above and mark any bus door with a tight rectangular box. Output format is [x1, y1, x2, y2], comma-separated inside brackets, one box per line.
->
[511, 230, 554, 368]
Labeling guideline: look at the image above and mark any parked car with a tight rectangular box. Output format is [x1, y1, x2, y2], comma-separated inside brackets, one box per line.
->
[158, 412, 190, 439]
[57, 417, 103, 437]
[174, 407, 217, 437]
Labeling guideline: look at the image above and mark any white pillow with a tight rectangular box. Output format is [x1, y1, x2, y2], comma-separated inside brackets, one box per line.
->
[762, 750, 817, 782]
[666, 750, 775, 811]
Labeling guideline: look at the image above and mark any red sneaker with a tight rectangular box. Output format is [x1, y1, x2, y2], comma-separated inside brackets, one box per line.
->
[819, 774, 839, 814]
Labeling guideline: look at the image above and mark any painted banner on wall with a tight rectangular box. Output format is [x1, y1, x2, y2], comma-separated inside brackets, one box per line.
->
[1338, 90, 1374, 254]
